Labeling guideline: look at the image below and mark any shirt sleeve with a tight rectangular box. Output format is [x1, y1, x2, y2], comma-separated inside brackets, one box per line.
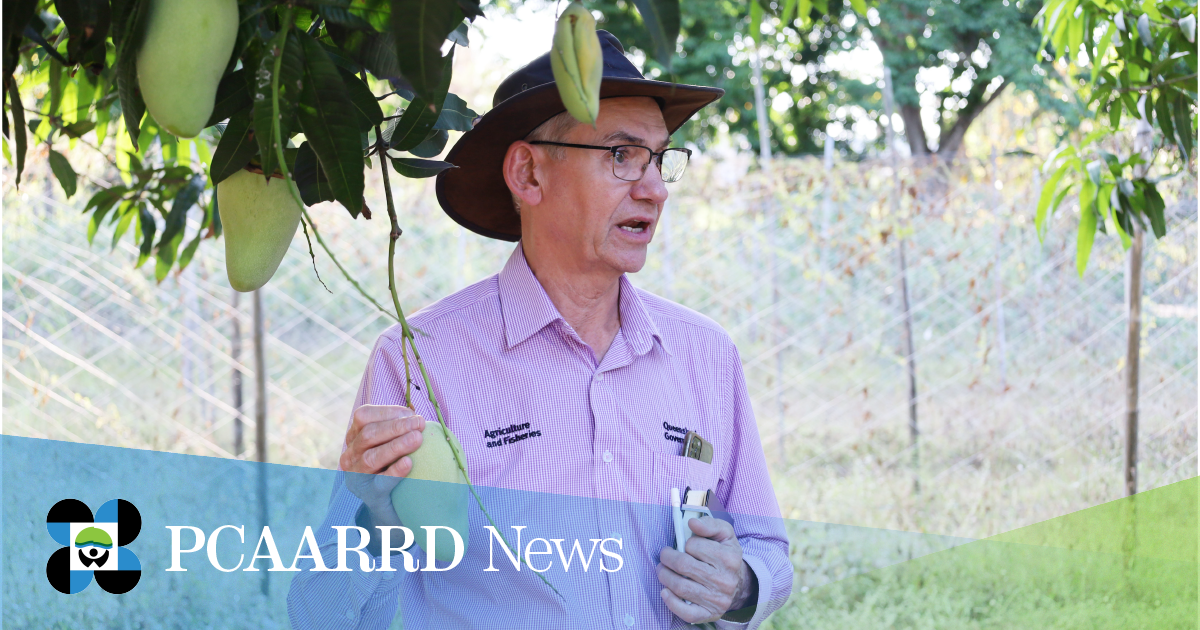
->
[713, 337, 794, 629]
[286, 328, 431, 630]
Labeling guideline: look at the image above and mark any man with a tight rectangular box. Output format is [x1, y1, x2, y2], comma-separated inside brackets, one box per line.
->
[288, 31, 792, 629]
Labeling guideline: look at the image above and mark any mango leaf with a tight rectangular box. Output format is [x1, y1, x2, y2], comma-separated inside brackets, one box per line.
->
[339, 69, 384, 131]
[61, 120, 96, 138]
[390, 0, 464, 103]
[457, 0, 483, 20]
[136, 202, 156, 268]
[112, 0, 149, 144]
[54, 0, 111, 65]
[633, 0, 681, 68]
[177, 232, 204, 272]
[47, 150, 78, 198]
[85, 186, 127, 244]
[111, 200, 137, 250]
[209, 108, 256, 185]
[391, 157, 455, 178]
[849, 0, 867, 16]
[1076, 178, 1097, 276]
[157, 174, 204, 253]
[448, 22, 469, 46]
[1144, 183, 1166, 239]
[432, 92, 478, 131]
[317, 3, 374, 29]
[1035, 162, 1072, 241]
[5, 81, 26, 186]
[1173, 92, 1193, 162]
[294, 141, 336, 206]
[295, 30, 365, 217]
[388, 48, 454, 152]
[206, 69, 251, 127]
[408, 128, 447, 157]
[255, 31, 305, 183]
[781, 0, 798, 24]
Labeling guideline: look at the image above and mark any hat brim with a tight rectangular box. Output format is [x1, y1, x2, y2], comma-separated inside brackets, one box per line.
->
[435, 77, 724, 242]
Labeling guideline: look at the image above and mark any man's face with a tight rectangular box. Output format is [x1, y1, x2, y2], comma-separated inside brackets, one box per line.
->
[527, 97, 671, 276]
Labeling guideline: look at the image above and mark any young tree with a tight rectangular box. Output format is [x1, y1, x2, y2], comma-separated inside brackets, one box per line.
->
[1035, 0, 1197, 495]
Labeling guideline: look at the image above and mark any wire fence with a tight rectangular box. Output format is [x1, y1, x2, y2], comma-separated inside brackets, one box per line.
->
[3, 151, 1196, 539]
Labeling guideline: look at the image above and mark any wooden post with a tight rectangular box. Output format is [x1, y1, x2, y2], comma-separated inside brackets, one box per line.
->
[253, 287, 269, 595]
[1125, 111, 1152, 496]
[991, 149, 1008, 392]
[231, 290, 244, 457]
[884, 67, 920, 494]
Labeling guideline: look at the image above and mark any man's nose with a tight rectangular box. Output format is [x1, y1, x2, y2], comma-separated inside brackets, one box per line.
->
[630, 160, 669, 205]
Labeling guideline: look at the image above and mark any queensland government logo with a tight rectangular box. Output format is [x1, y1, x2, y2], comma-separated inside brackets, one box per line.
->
[46, 499, 142, 594]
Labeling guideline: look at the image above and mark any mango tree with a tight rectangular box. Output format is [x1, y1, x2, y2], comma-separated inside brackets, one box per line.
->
[1034, 0, 1197, 496]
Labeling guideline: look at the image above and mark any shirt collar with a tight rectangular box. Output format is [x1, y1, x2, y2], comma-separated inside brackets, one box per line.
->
[498, 243, 670, 357]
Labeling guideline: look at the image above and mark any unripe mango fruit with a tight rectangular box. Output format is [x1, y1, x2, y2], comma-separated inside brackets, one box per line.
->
[551, 2, 602, 127]
[217, 170, 303, 292]
[391, 421, 471, 563]
[137, 0, 238, 138]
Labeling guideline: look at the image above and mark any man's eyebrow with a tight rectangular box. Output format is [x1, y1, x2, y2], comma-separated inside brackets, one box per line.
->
[601, 130, 671, 151]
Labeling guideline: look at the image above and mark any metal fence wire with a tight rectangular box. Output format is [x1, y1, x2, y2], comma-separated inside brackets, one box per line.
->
[3, 153, 1196, 538]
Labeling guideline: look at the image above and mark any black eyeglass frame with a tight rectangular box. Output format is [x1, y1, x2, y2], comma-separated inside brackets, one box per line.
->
[527, 141, 692, 183]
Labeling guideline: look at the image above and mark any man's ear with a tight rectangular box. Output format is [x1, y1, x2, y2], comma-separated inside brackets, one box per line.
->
[503, 141, 544, 208]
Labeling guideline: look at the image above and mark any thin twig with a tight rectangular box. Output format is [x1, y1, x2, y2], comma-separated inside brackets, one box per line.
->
[300, 207, 398, 323]
[1113, 72, 1198, 94]
[298, 214, 331, 293]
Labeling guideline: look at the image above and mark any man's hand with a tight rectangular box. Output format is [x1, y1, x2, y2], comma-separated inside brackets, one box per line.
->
[657, 516, 757, 624]
[340, 404, 425, 516]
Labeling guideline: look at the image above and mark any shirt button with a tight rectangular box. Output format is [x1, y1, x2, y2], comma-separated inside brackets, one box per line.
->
[382, 570, 393, 580]
[610, 532, 621, 542]
[594, 372, 604, 382]
[602, 450, 613, 463]
[624, 613, 635, 627]
[345, 609, 356, 621]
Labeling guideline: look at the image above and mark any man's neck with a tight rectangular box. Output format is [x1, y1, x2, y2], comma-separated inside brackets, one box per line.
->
[523, 246, 622, 364]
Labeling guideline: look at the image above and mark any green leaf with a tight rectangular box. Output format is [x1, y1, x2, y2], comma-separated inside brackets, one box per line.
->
[432, 92, 478, 131]
[781, 0, 798, 24]
[177, 232, 203, 272]
[390, 157, 455, 178]
[294, 141, 336, 206]
[633, 0, 681, 67]
[388, 49, 454, 152]
[113, 0, 149, 144]
[390, 0, 464, 103]
[255, 31, 305, 182]
[295, 30, 365, 217]
[798, 0, 812, 25]
[54, 0, 111, 65]
[206, 69, 251, 127]
[6, 80, 26, 187]
[61, 120, 96, 138]
[47, 150, 78, 198]
[1076, 183, 1098, 277]
[85, 187, 127, 244]
[209, 108, 256, 185]
[849, 0, 867, 16]
[408, 128, 448, 158]
[157, 174, 203, 252]
[111, 201, 137, 251]
[339, 69, 384, 132]
[1173, 92, 1193, 162]
[1144, 183, 1167, 238]
[1035, 162, 1071, 241]
[136, 202, 156, 268]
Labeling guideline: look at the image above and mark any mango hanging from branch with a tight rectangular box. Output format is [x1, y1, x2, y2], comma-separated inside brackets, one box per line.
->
[551, 2, 603, 127]
[390, 421, 471, 563]
[218, 170, 304, 293]
[137, 0, 239, 138]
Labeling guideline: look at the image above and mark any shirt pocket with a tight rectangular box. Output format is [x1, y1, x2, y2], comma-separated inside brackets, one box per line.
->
[653, 452, 716, 505]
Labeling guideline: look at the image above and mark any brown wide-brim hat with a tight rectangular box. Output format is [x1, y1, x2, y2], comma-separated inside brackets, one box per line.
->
[435, 30, 724, 241]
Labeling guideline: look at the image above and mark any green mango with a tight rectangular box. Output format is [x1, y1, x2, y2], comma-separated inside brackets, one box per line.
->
[136, 0, 238, 138]
[217, 170, 303, 293]
[391, 421, 471, 564]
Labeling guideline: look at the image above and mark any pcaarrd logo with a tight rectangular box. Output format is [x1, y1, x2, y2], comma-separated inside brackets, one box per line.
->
[46, 499, 142, 594]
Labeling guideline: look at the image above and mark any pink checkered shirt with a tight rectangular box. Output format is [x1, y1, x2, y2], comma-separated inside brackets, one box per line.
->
[288, 243, 792, 630]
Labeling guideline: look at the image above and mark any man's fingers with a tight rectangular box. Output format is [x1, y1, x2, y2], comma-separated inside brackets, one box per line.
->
[348, 404, 415, 440]
[660, 546, 719, 587]
[659, 581, 717, 623]
[361, 428, 424, 472]
[687, 515, 736, 542]
[358, 413, 424, 450]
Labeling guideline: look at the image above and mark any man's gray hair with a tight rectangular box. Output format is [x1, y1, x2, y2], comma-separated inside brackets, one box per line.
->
[512, 110, 580, 215]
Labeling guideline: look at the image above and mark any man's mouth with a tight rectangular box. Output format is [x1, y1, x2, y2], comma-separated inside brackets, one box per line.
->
[617, 219, 650, 234]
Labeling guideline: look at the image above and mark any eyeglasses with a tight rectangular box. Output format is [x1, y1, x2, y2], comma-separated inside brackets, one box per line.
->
[528, 141, 692, 183]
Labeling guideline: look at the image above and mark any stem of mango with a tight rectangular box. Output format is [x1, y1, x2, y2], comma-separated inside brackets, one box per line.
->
[269, 6, 307, 213]
[374, 126, 562, 599]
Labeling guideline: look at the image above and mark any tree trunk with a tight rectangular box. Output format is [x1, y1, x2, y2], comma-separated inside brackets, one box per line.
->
[231, 290, 244, 457]
[1125, 225, 1143, 497]
[253, 288, 269, 595]
[898, 103, 930, 156]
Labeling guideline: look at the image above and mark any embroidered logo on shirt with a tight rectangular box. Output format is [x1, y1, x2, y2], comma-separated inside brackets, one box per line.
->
[663, 421, 691, 444]
[485, 422, 543, 448]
